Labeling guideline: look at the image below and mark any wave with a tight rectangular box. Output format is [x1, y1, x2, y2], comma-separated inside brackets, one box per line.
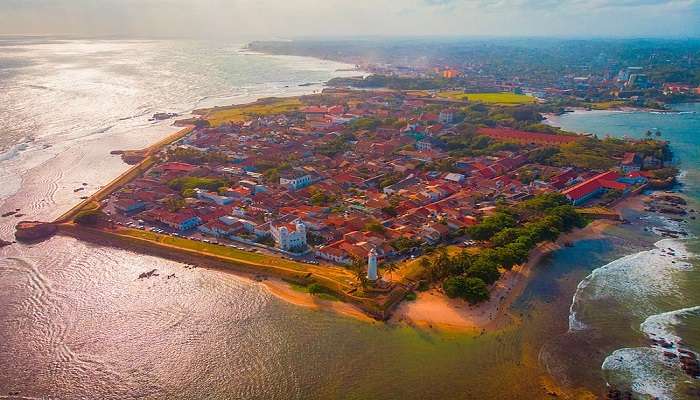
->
[568, 238, 693, 331]
[601, 307, 700, 400]
[602, 347, 684, 400]
[641, 306, 700, 344]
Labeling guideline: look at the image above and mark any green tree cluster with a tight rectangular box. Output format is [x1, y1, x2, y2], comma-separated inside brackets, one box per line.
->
[443, 276, 489, 304]
[167, 177, 228, 194]
[423, 194, 587, 304]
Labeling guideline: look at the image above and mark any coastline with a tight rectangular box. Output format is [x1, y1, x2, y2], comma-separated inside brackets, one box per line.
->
[34, 83, 670, 331]
[389, 218, 619, 333]
[261, 278, 377, 323]
[389, 194, 649, 333]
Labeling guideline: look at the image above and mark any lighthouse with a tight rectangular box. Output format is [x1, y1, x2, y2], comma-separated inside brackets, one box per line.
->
[367, 248, 378, 281]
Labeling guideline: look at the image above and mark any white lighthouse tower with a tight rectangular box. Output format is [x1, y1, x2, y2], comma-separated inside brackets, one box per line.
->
[367, 248, 378, 282]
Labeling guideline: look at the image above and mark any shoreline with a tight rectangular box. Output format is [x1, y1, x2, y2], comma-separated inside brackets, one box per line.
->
[389, 195, 646, 333]
[261, 278, 377, 323]
[389, 218, 619, 333]
[33, 82, 669, 331]
[55, 223, 398, 322]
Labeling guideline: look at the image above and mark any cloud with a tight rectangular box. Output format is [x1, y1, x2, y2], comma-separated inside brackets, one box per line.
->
[0, 0, 697, 38]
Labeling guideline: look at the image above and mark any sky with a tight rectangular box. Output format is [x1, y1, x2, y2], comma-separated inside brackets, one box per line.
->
[0, 0, 698, 39]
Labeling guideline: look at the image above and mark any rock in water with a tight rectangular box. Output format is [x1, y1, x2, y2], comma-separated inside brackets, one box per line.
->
[15, 221, 57, 243]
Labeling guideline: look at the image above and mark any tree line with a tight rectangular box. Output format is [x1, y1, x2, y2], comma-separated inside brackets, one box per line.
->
[419, 193, 586, 304]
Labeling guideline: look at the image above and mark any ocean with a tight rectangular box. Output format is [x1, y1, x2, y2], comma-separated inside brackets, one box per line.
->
[549, 105, 700, 400]
[0, 38, 698, 399]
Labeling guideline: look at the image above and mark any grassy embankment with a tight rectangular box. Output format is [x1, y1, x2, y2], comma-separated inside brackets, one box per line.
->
[436, 91, 537, 106]
[122, 228, 353, 281]
[586, 100, 628, 110]
[196, 97, 304, 126]
[60, 224, 397, 317]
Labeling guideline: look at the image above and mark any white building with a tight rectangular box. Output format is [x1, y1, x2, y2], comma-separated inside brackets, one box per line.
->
[438, 110, 455, 124]
[271, 220, 307, 251]
[194, 189, 234, 206]
[280, 172, 312, 191]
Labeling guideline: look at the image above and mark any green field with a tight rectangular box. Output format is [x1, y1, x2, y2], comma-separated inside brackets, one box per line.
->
[200, 97, 303, 126]
[437, 91, 536, 106]
[119, 228, 356, 284]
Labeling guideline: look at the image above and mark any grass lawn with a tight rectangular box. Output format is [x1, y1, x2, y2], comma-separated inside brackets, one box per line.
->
[118, 228, 357, 289]
[201, 97, 303, 126]
[288, 282, 340, 301]
[437, 91, 536, 106]
[587, 100, 628, 110]
[405, 90, 433, 98]
[121, 228, 310, 271]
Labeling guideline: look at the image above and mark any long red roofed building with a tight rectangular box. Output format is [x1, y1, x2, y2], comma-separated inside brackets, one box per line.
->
[478, 127, 580, 146]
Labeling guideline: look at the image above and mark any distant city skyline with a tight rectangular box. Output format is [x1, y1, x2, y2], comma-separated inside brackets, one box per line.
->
[0, 0, 698, 39]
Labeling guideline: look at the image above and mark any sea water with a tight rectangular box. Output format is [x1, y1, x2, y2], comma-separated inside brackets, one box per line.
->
[1, 38, 699, 399]
[0, 38, 569, 400]
[550, 104, 700, 399]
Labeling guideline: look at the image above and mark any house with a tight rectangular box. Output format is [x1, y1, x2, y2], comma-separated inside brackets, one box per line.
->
[416, 140, 432, 151]
[270, 220, 307, 251]
[280, 170, 312, 191]
[316, 240, 353, 265]
[114, 198, 146, 214]
[157, 211, 202, 231]
[443, 172, 465, 184]
[620, 152, 641, 173]
[477, 127, 579, 146]
[195, 189, 234, 206]
[618, 171, 649, 185]
[663, 83, 692, 96]
[156, 162, 198, 174]
[198, 220, 243, 238]
[384, 174, 418, 195]
[420, 223, 450, 244]
[561, 171, 626, 205]
[438, 109, 456, 124]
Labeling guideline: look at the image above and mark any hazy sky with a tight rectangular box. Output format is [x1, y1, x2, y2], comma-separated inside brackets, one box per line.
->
[0, 0, 698, 38]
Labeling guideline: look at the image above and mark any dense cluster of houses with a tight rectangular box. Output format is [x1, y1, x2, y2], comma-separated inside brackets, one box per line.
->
[106, 90, 656, 265]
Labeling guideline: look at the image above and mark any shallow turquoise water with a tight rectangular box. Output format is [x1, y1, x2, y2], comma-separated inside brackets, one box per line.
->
[551, 104, 700, 399]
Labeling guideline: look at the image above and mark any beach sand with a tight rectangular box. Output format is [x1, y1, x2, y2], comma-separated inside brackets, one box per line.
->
[389, 218, 619, 333]
[261, 278, 376, 323]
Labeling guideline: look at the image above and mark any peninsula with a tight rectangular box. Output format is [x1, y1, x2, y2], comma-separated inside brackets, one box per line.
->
[22, 86, 676, 326]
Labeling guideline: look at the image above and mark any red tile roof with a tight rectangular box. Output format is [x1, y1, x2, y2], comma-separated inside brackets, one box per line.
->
[158, 162, 198, 172]
[478, 127, 579, 146]
[561, 171, 624, 201]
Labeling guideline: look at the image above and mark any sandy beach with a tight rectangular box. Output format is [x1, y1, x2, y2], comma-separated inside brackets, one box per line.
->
[389, 218, 620, 333]
[261, 278, 376, 323]
[262, 196, 645, 331]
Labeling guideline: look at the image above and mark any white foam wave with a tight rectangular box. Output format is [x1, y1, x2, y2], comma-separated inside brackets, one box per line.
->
[641, 306, 700, 345]
[568, 239, 693, 331]
[602, 347, 682, 400]
[601, 307, 700, 400]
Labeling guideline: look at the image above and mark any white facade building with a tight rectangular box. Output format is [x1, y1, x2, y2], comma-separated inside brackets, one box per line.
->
[280, 173, 312, 191]
[271, 220, 307, 251]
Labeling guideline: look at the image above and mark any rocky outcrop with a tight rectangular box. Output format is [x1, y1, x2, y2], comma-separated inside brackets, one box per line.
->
[15, 221, 57, 243]
[647, 177, 676, 190]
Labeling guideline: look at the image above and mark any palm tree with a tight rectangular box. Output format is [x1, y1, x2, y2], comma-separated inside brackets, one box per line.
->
[383, 262, 399, 281]
[351, 257, 368, 288]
